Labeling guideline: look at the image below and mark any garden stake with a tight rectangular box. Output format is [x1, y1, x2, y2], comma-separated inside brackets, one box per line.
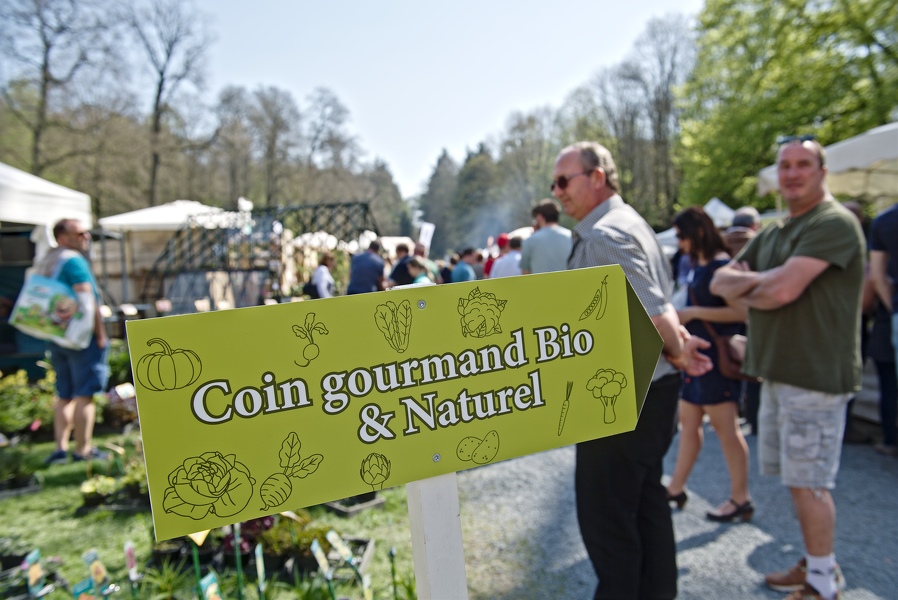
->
[190, 540, 204, 600]
[389, 546, 398, 600]
[233, 523, 245, 600]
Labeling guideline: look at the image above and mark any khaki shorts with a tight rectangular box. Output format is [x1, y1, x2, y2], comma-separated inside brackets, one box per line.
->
[759, 381, 851, 489]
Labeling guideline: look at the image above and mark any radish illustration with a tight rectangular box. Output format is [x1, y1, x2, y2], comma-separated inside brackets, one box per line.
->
[292, 313, 329, 367]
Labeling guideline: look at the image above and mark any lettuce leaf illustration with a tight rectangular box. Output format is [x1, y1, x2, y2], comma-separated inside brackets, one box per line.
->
[162, 451, 255, 519]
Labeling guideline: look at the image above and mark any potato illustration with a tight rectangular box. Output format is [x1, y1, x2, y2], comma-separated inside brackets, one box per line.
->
[456, 436, 482, 461]
[471, 430, 500, 464]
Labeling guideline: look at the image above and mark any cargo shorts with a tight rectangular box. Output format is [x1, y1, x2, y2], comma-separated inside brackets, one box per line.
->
[758, 381, 851, 489]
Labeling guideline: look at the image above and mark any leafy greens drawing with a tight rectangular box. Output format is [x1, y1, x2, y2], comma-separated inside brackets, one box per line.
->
[374, 300, 412, 352]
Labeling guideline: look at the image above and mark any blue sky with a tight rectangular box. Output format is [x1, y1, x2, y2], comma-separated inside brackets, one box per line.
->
[195, 0, 705, 199]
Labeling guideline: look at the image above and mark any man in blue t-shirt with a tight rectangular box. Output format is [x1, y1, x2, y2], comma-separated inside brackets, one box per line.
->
[450, 248, 477, 282]
[347, 240, 385, 294]
[41, 219, 110, 465]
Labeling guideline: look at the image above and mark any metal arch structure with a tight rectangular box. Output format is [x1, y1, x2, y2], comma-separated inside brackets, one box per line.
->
[139, 202, 379, 314]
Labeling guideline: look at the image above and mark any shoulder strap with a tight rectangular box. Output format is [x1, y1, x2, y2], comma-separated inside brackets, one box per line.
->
[688, 287, 721, 343]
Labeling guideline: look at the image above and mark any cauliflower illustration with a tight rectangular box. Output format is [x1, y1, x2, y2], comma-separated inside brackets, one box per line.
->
[586, 369, 628, 424]
[457, 288, 507, 338]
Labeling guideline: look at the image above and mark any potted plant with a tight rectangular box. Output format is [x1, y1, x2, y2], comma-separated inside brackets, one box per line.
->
[257, 517, 332, 577]
[0, 536, 30, 571]
[79, 475, 118, 507]
[0, 444, 41, 494]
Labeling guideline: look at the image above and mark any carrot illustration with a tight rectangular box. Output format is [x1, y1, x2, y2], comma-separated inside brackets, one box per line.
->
[558, 380, 574, 436]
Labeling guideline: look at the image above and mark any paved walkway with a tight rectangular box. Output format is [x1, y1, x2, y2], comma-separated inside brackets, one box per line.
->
[457, 420, 898, 599]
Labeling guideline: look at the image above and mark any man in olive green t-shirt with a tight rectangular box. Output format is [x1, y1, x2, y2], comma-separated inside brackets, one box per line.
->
[711, 138, 864, 600]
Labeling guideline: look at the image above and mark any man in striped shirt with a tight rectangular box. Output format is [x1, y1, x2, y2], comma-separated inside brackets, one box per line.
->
[554, 141, 711, 600]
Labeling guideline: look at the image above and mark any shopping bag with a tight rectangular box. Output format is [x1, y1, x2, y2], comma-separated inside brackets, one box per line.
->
[9, 263, 91, 350]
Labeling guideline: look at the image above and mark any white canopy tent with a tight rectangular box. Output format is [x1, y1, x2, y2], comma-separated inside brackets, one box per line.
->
[0, 162, 93, 263]
[757, 122, 898, 201]
[98, 199, 231, 232]
[0, 162, 92, 228]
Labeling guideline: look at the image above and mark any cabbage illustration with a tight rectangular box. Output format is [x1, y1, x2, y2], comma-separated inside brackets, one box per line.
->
[457, 288, 507, 338]
[360, 453, 391, 490]
[586, 369, 628, 424]
[162, 451, 255, 520]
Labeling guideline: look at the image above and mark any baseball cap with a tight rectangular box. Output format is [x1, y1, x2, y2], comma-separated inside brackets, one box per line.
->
[497, 233, 509, 248]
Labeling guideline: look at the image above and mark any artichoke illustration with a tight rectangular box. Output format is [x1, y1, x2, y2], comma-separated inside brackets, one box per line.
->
[457, 287, 507, 338]
[162, 451, 255, 520]
[586, 369, 628, 424]
[360, 453, 391, 490]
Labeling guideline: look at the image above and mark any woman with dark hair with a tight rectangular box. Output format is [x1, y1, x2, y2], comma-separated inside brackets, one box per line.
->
[665, 206, 754, 522]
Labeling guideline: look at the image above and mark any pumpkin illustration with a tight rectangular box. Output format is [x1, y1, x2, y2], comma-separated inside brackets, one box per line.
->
[136, 338, 203, 391]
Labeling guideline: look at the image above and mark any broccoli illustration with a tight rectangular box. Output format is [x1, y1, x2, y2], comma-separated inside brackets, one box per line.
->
[586, 369, 628, 424]
[457, 288, 507, 338]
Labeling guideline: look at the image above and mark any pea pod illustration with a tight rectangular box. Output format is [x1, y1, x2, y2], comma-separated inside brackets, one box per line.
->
[578, 275, 609, 321]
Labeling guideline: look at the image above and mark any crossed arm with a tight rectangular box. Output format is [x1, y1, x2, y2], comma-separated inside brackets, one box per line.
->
[709, 256, 829, 310]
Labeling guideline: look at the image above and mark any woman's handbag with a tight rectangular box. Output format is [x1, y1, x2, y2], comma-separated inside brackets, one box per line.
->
[688, 289, 761, 383]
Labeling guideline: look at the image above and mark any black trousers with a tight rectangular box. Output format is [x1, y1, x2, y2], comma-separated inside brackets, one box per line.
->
[575, 372, 681, 600]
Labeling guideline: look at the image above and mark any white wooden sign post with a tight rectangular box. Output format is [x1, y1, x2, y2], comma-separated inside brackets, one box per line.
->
[407, 473, 469, 599]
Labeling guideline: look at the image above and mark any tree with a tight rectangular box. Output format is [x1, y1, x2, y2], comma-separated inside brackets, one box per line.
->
[622, 14, 695, 221]
[247, 86, 301, 207]
[678, 0, 898, 208]
[418, 150, 459, 258]
[213, 86, 255, 208]
[303, 87, 359, 171]
[361, 160, 409, 236]
[0, 0, 116, 176]
[124, 0, 211, 205]
[453, 145, 502, 250]
[495, 108, 560, 223]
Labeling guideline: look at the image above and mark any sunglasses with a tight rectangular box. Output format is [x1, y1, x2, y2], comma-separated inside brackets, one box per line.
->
[776, 134, 817, 145]
[550, 171, 590, 192]
[676, 231, 687, 240]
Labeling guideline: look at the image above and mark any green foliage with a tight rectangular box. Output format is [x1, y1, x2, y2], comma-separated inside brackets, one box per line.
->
[107, 338, 133, 387]
[257, 517, 331, 560]
[450, 145, 503, 251]
[418, 151, 460, 257]
[394, 568, 418, 600]
[0, 368, 55, 434]
[140, 558, 192, 600]
[677, 0, 898, 207]
[0, 443, 40, 481]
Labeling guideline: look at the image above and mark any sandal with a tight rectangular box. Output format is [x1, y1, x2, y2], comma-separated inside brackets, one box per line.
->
[706, 499, 754, 522]
[666, 489, 688, 510]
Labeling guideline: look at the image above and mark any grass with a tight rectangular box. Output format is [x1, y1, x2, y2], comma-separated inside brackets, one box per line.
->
[0, 431, 418, 599]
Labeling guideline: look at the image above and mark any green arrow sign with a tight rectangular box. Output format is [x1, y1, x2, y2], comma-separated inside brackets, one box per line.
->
[127, 265, 662, 540]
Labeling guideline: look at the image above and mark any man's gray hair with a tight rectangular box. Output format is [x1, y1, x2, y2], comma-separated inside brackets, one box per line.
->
[732, 206, 761, 228]
[777, 139, 827, 168]
[566, 141, 620, 192]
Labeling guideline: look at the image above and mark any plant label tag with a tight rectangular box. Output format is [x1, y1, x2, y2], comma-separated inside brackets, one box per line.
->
[310, 539, 331, 578]
[325, 530, 354, 564]
[71, 577, 94, 599]
[254, 543, 266, 590]
[200, 571, 222, 600]
[25, 549, 45, 596]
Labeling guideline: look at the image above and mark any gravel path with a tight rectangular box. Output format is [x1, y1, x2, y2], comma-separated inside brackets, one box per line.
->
[456, 424, 897, 599]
